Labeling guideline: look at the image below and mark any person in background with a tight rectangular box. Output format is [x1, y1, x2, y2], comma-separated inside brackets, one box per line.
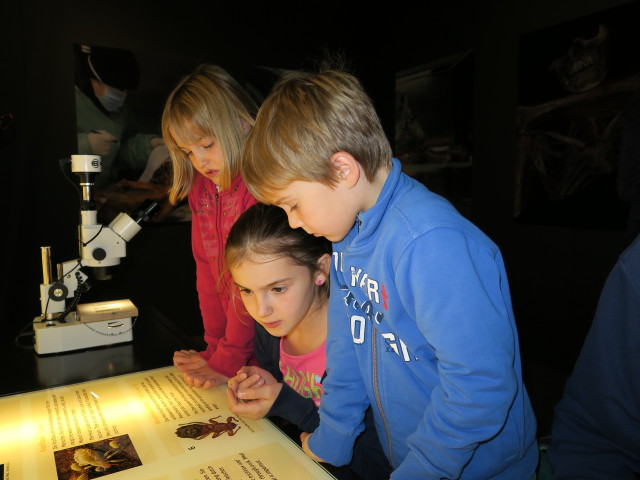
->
[74, 44, 165, 189]
[618, 90, 640, 246]
[548, 233, 640, 479]
[239, 65, 538, 479]
[225, 203, 391, 480]
[161, 64, 258, 389]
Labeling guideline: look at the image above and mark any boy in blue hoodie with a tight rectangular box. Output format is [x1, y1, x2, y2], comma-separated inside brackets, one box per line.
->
[239, 67, 538, 479]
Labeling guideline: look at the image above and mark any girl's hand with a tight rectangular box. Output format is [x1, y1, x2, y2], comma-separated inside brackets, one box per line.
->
[226, 368, 282, 420]
[173, 350, 207, 372]
[300, 432, 326, 463]
[227, 366, 273, 398]
[182, 365, 228, 389]
[235, 366, 276, 388]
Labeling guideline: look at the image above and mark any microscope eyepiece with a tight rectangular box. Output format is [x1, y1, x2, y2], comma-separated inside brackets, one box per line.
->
[132, 199, 161, 224]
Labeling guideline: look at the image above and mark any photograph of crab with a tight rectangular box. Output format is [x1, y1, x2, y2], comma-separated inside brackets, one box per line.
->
[53, 434, 141, 480]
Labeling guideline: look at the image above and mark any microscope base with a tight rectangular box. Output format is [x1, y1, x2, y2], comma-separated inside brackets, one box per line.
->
[34, 314, 134, 355]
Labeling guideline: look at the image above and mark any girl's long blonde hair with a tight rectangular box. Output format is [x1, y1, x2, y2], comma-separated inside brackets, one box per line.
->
[162, 64, 258, 203]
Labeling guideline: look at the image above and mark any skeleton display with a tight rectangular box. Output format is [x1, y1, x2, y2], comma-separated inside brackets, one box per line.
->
[515, 24, 640, 217]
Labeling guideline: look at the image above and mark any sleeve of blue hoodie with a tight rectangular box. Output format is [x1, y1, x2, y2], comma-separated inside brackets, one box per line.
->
[391, 228, 521, 478]
[308, 266, 371, 466]
[311, 227, 523, 478]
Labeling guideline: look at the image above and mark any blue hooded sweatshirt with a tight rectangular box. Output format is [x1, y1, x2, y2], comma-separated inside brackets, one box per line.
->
[309, 158, 538, 479]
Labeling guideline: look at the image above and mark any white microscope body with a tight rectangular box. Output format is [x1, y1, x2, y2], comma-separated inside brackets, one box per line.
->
[34, 154, 156, 354]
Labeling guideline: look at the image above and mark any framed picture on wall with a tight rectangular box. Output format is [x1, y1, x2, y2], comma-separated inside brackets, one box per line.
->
[514, 2, 640, 229]
[395, 49, 474, 217]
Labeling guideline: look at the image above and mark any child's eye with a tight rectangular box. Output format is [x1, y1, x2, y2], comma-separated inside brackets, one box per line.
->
[201, 137, 215, 149]
[239, 288, 252, 295]
[272, 286, 287, 294]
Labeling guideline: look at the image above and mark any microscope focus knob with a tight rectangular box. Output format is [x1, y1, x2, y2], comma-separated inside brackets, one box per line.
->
[92, 248, 107, 261]
[48, 284, 68, 301]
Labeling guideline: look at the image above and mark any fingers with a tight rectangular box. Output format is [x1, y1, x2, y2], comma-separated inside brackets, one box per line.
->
[87, 130, 118, 156]
[181, 371, 197, 387]
[235, 366, 277, 386]
[236, 365, 260, 375]
[173, 351, 206, 371]
[226, 390, 269, 420]
[174, 349, 199, 357]
[202, 374, 228, 390]
[236, 373, 266, 390]
[181, 364, 228, 390]
[236, 382, 282, 403]
[227, 372, 248, 391]
[228, 402, 264, 420]
[183, 371, 210, 389]
[173, 350, 198, 362]
[226, 386, 240, 408]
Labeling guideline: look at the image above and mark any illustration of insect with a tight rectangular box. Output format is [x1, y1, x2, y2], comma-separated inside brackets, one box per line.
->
[175, 416, 241, 440]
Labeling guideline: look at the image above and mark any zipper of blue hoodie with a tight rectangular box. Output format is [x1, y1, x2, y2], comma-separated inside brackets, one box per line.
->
[372, 326, 394, 468]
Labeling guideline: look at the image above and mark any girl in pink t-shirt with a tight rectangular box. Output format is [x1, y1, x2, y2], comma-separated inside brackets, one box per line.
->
[225, 203, 331, 423]
[225, 204, 391, 480]
[225, 203, 391, 480]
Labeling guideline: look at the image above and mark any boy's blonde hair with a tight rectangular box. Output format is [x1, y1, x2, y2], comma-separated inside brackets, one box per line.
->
[162, 64, 258, 203]
[240, 68, 392, 203]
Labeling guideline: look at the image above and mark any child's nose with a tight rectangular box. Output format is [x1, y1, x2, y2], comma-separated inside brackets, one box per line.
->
[192, 151, 210, 170]
[287, 212, 303, 229]
[256, 298, 272, 318]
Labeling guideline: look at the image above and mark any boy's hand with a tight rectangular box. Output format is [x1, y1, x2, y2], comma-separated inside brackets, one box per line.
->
[182, 365, 228, 389]
[173, 349, 207, 372]
[300, 432, 326, 463]
[227, 367, 281, 419]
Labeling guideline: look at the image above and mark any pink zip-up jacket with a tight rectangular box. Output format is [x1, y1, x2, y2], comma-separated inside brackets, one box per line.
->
[188, 173, 257, 378]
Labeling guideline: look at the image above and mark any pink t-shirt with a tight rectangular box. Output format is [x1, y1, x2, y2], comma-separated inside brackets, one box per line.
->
[279, 339, 326, 407]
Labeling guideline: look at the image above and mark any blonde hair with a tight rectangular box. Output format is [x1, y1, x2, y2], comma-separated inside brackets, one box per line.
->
[240, 68, 392, 203]
[162, 64, 258, 203]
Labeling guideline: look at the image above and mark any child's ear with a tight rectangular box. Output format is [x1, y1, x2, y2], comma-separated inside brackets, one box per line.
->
[240, 119, 251, 135]
[330, 152, 360, 188]
[316, 253, 332, 282]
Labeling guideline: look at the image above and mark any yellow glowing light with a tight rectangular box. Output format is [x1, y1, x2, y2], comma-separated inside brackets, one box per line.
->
[94, 397, 147, 426]
[0, 419, 39, 448]
[127, 400, 145, 415]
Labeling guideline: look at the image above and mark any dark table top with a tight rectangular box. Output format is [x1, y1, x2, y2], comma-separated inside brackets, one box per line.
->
[0, 302, 194, 397]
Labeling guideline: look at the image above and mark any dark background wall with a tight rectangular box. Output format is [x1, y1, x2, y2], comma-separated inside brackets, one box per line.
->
[1, 0, 636, 436]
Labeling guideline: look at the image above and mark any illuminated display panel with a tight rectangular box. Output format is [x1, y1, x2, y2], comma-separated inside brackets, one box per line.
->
[0, 366, 335, 479]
